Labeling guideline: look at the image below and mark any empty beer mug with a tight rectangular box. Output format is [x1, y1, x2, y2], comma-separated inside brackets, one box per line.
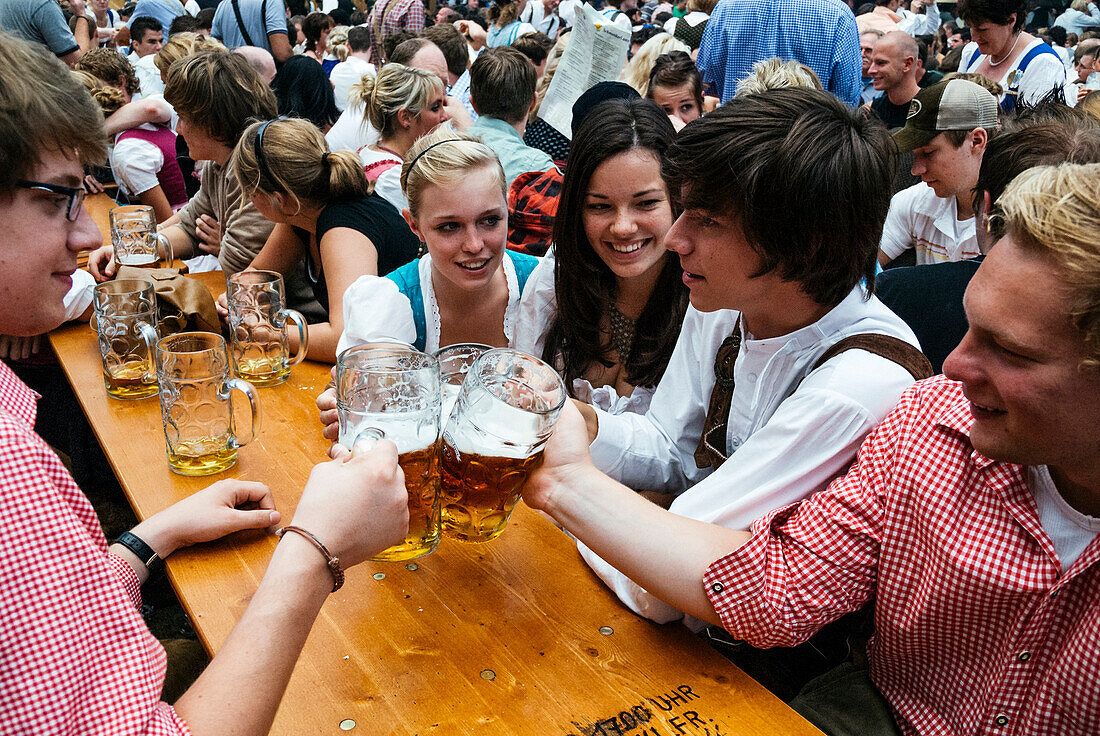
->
[92, 279, 160, 400]
[226, 270, 309, 387]
[434, 343, 490, 425]
[156, 332, 261, 476]
[440, 349, 566, 543]
[337, 344, 442, 562]
[110, 205, 173, 268]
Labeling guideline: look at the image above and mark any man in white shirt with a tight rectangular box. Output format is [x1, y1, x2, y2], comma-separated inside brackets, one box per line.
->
[879, 78, 997, 266]
[128, 16, 164, 98]
[572, 88, 930, 626]
[329, 26, 375, 112]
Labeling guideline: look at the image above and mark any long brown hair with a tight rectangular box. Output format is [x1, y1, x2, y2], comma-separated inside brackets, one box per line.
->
[543, 98, 687, 392]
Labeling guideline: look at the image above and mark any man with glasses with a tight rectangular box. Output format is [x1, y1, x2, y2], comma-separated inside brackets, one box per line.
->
[0, 32, 410, 734]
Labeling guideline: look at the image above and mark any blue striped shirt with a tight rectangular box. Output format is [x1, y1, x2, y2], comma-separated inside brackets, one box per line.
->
[696, 0, 863, 106]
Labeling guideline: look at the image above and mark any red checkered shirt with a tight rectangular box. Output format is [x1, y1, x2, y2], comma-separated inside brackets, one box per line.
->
[369, 0, 425, 63]
[0, 362, 189, 734]
[704, 375, 1100, 736]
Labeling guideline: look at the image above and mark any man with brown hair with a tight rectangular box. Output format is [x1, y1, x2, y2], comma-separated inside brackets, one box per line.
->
[469, 46, 555, 186]
[565, 88, 927, 628]
[87, 49, 322, 318]
[525, 160, 1100, 736]
[0, 32, 409, 735]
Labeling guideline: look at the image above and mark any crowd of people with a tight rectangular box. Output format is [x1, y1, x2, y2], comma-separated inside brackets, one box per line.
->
[1, 0, 1099, 733]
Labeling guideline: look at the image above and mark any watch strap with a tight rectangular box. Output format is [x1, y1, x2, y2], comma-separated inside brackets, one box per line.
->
[113, 531, 163, 574]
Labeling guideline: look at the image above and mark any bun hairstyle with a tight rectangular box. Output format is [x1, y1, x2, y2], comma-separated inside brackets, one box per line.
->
[350, 63, 445, 137]
[401, 126, 506, 219]
[74, 47, 141, 100]
[72, 69, 128, 116]
[231, 117, 368, 213]
[646, 50, 703, 109]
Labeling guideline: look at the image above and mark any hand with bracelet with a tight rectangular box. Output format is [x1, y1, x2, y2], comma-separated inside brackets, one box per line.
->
[110, 441, 409, 735]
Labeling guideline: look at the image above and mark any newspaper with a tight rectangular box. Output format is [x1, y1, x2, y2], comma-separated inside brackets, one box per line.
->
[537, 3, 632, 139]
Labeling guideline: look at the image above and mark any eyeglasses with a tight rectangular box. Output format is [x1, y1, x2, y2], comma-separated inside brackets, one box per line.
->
[17, 179, 86, 222]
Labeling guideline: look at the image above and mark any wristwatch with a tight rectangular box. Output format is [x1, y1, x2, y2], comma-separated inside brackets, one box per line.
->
[113, 531, 164, 575]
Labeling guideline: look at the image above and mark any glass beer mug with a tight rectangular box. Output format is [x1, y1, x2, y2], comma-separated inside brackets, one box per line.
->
[110, 205, 173, 268]
[440, 349, 566, 543]
[92, 279, 160, 400]
[226, 270, 309, 387]
[434, 343, 490, 424]
[155, 332, 261, 476]
[336, 344, 442, 562]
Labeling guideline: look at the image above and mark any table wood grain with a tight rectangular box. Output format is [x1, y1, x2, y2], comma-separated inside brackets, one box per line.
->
[49, 272, 821, 736]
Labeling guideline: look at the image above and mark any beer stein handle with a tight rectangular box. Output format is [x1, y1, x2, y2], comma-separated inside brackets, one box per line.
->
[136, 322, 159, 384]
[279, 308, 309, 367]
[351, 427, 385, 457]
[153, 232, 174, 267]
[225, 377, 261, 446]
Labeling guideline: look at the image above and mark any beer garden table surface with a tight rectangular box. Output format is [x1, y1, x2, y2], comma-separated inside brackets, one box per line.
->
[46, 195, 823, 736]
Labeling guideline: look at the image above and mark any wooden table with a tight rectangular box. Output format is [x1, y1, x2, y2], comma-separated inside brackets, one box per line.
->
[49, 276, 821, 736]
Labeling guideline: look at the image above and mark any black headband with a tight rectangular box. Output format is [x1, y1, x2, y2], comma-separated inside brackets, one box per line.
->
[254, 118, 278, 186]
[407, 138, 463, 174]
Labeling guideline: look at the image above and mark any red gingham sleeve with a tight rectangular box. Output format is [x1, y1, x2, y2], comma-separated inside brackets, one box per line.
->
[108, 552, 145, 610]
[700, 382, 921, 647]
[0, 420, 190, 735]
[407, 0, 426, 31]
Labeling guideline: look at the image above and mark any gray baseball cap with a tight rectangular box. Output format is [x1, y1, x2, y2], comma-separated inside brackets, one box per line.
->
[892, 79, 999, 153]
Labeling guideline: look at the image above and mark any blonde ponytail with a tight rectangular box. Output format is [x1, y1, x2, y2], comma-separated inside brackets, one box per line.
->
[231, 117, 368, 213]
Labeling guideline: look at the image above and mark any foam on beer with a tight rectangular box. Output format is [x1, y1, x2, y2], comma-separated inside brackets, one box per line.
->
[444, 390, 553, 459]
[340, 411, 439, 454]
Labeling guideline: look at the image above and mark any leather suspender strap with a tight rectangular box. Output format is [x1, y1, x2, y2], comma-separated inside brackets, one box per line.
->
[693, 323, 742, 471]
[809, 334, 933, 379]
[693, 331, 933, 471]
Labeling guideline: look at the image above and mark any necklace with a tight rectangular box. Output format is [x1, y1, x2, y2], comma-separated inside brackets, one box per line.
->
[375, 144, 403, 158]
[988, 33, 1022, 67]
[607, 303, 636, 363]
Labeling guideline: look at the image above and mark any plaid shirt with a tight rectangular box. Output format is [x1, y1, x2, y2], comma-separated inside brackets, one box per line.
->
[705, 376, 1100, 736]
[0, 362, 188, 735]
[697, 0, 862, 105]
[369, 0, 425, 63]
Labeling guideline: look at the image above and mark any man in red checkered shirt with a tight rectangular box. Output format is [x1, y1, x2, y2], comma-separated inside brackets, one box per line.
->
[0, 35, 412, 735]
[523, 160, 1100, 734]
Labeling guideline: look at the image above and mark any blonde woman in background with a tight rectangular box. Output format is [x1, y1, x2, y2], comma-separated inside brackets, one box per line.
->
[315, 127, 541, 442]
[621, 33, 690, 96]
[224, 117, 421, 362]
[153, 32, 225, 85]
[733, 57, 823, 97]
[354, 63, 450, 212]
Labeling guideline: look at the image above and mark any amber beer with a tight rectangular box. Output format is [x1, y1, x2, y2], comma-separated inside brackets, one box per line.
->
[336, 343, 443, 561]
[165, 434, 239, 475]
[438, 348, 567, 542]
[103, 360, 158, 400]
[375, 443, 443, 561]
[440, 441, 540, 542]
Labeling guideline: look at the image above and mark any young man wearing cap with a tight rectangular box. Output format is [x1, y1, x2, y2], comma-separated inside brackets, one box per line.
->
[878, 78, 997, 266]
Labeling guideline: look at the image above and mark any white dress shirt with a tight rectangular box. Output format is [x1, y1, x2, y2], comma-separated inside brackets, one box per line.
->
[330, 55, 375, 112]
[581, 286, 922, 625]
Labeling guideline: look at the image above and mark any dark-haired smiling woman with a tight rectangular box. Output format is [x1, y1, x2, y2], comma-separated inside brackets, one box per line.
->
[515, 97, 689, 416]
